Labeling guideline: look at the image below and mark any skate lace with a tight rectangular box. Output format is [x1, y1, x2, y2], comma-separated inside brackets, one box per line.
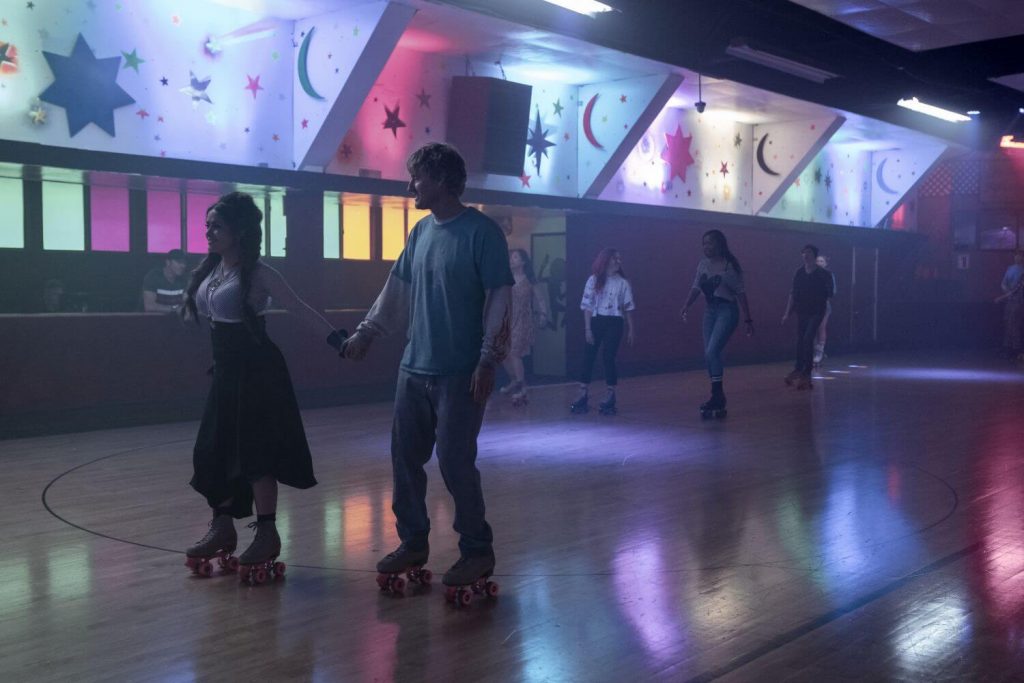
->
[198, 520, 220, 544]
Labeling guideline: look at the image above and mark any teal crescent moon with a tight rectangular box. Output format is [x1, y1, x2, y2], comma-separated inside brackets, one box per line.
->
[297, 27, 325, 101]
[876, 157, 899, 195]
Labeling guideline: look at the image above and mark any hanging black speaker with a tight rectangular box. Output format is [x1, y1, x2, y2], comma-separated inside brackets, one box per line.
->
[446, 76, 532, 177]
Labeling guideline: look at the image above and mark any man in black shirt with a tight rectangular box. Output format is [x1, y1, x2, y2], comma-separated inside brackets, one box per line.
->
[781, 244, 834, 388]
[142, 249, 188, 312]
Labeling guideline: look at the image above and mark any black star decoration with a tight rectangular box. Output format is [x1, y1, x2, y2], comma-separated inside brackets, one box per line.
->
[160, 76, 168, 86]
[39, 33, 135, 136]
[383, 102, 405, 138]
[813, 167, 822, 184]
[824, 172, 832, 190]
[526, 108, 555, 177]
[416, 88, 430, 108]
[733, 132, 742, 147]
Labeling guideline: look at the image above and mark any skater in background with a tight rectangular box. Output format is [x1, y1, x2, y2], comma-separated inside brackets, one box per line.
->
[570, 247, 635, 415]
[680, 230, 754, 418]
[781, 244, 834, 389]
[996, 250, 1024, 361]
[182, 192, 344, 580]
[812, 254, 837, 367]
[342, 143, 513, 594]
[500, 249, 549, 406]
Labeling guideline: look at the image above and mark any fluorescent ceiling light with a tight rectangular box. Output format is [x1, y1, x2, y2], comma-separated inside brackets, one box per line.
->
[1000, 135, 1024, 149]
[896, 97, 970, 123]
[541, 0, 614, 17]
[725, 41, 838, 84]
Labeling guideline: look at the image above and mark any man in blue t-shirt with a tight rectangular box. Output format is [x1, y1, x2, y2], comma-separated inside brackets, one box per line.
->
[343, 143, 513, 589]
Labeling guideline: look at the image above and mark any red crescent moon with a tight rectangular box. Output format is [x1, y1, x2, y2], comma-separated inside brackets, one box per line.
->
[583, 94, 604, 150]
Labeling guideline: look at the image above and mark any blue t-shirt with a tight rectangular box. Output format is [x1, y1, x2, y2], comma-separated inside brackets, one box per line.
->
[392, 207, 515, 375]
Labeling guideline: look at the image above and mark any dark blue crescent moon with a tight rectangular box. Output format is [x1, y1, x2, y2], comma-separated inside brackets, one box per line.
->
[297, 27, 325, 101]
[876, 157, 899, 195]
[756, 134, 779, 176]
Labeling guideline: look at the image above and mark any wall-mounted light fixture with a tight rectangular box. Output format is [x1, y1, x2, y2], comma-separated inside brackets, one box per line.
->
[897, 97, 971, 123]
[540, 0, 614, 17]
[725, 39, 838, 84]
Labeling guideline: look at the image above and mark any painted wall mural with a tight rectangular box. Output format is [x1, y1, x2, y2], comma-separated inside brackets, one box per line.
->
[326, 47, 581, 199]
[598, 106, 753, 214]
[0, 0, 948, 231]
[0, 0, 293, 167]
[764, 145, 872, 226]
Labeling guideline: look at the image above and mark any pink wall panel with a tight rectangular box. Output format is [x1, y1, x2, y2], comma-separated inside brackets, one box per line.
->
[89, 186, 130, 252]
[146, 190, 182, 253]
[186, 193, 218, 254]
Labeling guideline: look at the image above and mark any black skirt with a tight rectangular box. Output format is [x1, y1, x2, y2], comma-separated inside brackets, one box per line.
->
[190, 319, 317, 518]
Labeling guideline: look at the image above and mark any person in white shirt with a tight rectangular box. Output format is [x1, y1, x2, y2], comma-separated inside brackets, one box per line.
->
[813, 254, 837, 366]
[570, 248, 635, 415]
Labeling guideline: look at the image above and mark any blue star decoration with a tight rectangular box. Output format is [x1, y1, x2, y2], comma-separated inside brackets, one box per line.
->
[39, 34, 135, 137]
[526, 108, 555, 177]
[180, 71, 213, 105]
[382, 102, 405, 138]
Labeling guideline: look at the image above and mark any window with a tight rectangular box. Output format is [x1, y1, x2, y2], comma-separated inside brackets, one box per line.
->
[342, 204, 371, 260]
[382, 206, 405, 260]
[42, 181, 85, 251]
[323, 193, 340, 259]
[147, 190, 182, 253]
[89, 185, 130, 252]
[267, 191, 287, 257]
[186, 192, 218, 254]
[0, 177, 24, 249]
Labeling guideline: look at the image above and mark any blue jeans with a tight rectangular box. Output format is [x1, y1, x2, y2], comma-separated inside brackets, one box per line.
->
[390, 371, 493, 558]
[702, 301, 739, 381]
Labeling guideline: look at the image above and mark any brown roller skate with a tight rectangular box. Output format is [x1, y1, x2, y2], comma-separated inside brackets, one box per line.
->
[375, 543, 432, 596]
[784, 370, 802, 386]
[237, 520, 285, 585]
[795, 373, 814, 390]
[443, 554, 499, 607]
[185, 514, 238, 577]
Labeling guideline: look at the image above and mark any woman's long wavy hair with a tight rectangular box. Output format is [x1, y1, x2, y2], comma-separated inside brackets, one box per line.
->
[511, 248, 536, 283]
[181, 192, 264, 336]
[703, 229, 743, 274]
[591, 247, 624, 292]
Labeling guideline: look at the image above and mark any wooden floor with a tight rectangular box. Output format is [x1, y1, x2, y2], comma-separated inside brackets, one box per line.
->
[3, 351, 1024, 682]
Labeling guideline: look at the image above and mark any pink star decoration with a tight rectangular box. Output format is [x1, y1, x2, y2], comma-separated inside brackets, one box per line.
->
[245, 75, 264, 99]
[661, 125, 695, 183]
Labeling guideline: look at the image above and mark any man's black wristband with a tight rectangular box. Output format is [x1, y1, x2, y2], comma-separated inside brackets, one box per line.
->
[326, 328, 348, 351]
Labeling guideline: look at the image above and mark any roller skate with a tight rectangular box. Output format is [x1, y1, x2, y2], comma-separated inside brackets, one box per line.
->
[812, 342, 825, 369]
[784, 369, 802, 386]
[598, 389, 617, 416]
[795, 373, 814, 390]
[511, 385, 528, 407]
[569, 387, 589, 414]
[185, 514, 238, 577]
[443, 554, 499, 607]
[237, 520, 285, 585]
[499, 381, 521, 396]
[375, 542, 432, 596]
[700, 393, 727, 420]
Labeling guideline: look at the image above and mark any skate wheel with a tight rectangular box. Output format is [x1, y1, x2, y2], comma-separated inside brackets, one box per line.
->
[376, 573, 390, 591]
[485, 581, 499, 598]
[273, 562, 286, 577]
[185, 557, 197, 571]
[391, 577, 406, 595]
[238, 565, 251, 582]
[198, 560, 213, 577]
[458, 589, 472, 606]
[226, 556, 239, 572]
[445, 587, 457, 603]
[420, 568, 433, 584]
[254, 568, 268, 584]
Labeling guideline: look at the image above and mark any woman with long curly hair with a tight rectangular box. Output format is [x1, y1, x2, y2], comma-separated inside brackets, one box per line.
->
[500, 248, 549, 405]
[680, 229, 754, 418]
[570, 247, 635, 415]
[181, 192, 343, 582]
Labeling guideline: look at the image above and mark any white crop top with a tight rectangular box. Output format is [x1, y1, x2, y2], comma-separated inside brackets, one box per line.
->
[195, 261, 273, 323]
